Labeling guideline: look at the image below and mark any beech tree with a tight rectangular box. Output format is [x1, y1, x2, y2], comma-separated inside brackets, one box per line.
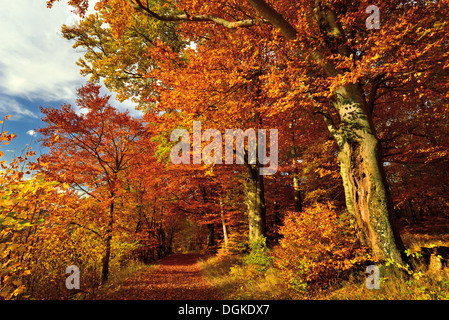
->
[39, 83, 147, 283]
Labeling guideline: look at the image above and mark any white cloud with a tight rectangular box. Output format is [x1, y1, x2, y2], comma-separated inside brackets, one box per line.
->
[26, 130, 37, 136]
[0, 0, 141, 119]
[108, 92, 144, 118]
[0, 96, 38, 120]
[0, 1, 85, 102]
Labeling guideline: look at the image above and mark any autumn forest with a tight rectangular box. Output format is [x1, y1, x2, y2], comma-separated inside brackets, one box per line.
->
[1, 0, 449, 301]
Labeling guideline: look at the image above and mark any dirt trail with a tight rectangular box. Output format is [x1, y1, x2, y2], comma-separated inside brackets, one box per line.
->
[97, 253, 222, 300]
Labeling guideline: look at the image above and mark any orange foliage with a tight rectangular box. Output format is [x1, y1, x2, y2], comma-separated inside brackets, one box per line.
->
[274, 203, 372, 292]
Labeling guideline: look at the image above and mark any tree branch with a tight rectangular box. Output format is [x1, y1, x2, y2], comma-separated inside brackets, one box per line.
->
[314, 109, 340, 140]
[129, 0, 267, 28]
[367, 73, 386, 115]
[247, 0, 298, 40]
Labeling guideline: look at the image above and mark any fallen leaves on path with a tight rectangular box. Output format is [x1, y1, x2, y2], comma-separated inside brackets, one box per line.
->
[97, 253, 222, 300]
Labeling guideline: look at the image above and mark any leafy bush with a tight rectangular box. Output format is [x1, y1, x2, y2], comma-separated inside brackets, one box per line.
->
[274, 203, 371, 294]
[243, 236, 273, 273]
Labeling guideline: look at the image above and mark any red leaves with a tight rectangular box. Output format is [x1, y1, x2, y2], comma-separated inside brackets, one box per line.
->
[97, 254, 221, 300]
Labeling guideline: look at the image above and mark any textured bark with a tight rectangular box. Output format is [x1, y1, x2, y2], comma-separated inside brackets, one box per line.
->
[244, 162, 267, 243]
[248, 0, 298, 40]
[101, 200, 114, 284]
[328, 85, 406, 263]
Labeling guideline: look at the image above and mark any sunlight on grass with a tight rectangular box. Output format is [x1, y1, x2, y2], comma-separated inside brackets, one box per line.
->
[199, 254, 294, 300]
[90, 260, 159, 299]
[200, 251, 449, 300]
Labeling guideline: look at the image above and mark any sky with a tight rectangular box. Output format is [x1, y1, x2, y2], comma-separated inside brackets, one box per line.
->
[0, 0, 143, 165]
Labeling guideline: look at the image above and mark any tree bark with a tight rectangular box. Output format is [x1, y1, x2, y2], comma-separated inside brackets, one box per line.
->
[206, 223, 215, 248]
[219, 197, 229, 253]
[244, 162, 267, 243]
[292, 159, 303, 213]
[100, 199, 114, 284]
[290, 122, 303, 213]
[325, 84, 406, 263]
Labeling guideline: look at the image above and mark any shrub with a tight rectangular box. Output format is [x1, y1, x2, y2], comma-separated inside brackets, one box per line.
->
[243, 236, 273, 274]
[274, 203, 371, 294]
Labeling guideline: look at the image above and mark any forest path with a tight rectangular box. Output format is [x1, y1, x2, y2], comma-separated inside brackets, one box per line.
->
[96, 253, 222, 300]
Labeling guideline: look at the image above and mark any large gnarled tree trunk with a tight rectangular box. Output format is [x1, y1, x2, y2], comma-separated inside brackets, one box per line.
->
[324, 85, 406, 263]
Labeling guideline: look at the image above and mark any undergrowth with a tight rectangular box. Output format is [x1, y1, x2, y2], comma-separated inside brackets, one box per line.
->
[200, 204, 449, 300]
[200, 251, 449, 300]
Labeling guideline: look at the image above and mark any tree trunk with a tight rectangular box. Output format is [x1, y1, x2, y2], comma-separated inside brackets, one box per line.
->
[292, 159, 302, 213]
[219, 197, 229, 253]
[206, 223, 215, 248]
[157, 224, 165, 259]
[167, 226, 174, 255]
[326, 85, 406, 264]
[406, 198, 421, 224]
[100, 200, 114, 284]
[290, 122, 303, 213]
[244, 162, 267, 243]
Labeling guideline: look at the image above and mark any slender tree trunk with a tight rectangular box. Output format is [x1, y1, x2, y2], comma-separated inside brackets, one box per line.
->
[206, 223, 215, 248]
[101, 199, 114, 284]
[325, 84, 406, 263]
[244, 162, 266, 243]
[406, 198, 421, 224]
[292, 159, 302, 213]
[167, 226, 174, 255]
[272, 176, 282, 234]
[219, 196, 229, 253]
[290, 123, 303, 213]
[157, 224, 165, 259]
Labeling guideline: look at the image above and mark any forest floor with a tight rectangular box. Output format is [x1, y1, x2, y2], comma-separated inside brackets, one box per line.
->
[95, 253, 222, 300]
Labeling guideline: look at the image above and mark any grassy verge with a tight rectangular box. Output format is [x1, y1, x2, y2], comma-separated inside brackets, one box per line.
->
[199, 253, 449, 300]
[200, 217, 449, 300]
[199, 254, 294, 299]
[318, 266, 449, 300]
[85, 260, 159, 299]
